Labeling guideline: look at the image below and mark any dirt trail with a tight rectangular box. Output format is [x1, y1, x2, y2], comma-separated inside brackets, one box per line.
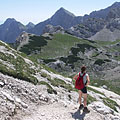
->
[22, 102, 104, 120]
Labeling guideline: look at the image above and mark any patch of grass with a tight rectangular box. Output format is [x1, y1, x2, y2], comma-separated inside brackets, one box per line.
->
[92, 52, 100, 57]
[41, 64, 59, 74]
[43, 59, 56, 64]
[0, 62, 38, 85]
[47, 77, 73, 92]
[48, 78, 65, 87]
[60, 83, 73, 92]
[37, 33, 82, 58]
[90, 78, 120, 95]
[71, 43, 96, 55]
[38, 81, 57, 94]
[95, 39, 120, 46]
[19, 35, 50, 55]
[104, 59, 111, 62]
[94, 59, 105, 65]
[0, 41, 11, 50]
[88, 87, 105, 96]
[87, 95, 96, 104]
[41, 72, 48, 78]
[0, 42, 38, 85]
[103, 98, 118, 112]
[114, 56, 120, 61]
[60, 55, 84, 65]
[30, 33, 96, 59]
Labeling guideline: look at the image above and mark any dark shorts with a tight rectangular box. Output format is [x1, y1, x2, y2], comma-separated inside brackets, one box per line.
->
[80, 87, 87, 94]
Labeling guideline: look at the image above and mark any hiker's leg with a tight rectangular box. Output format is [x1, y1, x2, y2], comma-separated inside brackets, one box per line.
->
[83, 93, 87, 107]
[78, 90, 82, 105]
[83, 93, 90, 113]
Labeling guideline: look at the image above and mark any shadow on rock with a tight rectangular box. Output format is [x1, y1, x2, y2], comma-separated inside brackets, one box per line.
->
[71, 109, 86, 120]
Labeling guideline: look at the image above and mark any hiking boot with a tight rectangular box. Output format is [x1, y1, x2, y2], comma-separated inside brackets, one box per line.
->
[79, 104, 84, 110]
[83, 107, 90, 113]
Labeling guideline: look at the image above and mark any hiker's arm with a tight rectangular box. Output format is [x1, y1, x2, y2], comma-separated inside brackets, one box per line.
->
[73, 74, 78, 80]
[86, 75, 90, 86]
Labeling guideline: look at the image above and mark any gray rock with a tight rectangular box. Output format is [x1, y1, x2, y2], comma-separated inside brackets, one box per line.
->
[89, 101, 113, 115]
[1, 91, 14, 102]
[102, 85, 108, 89]
[43, 24, 64, 34]
[0, 82, 5, 87]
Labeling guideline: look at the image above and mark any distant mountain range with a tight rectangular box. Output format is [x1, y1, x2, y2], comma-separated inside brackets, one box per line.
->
[28, 7, 82, 35]
[1, 2, 120, 43]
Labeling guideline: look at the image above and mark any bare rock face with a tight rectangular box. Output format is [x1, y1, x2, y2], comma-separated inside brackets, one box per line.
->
[43, 24, 64, 34]
[89, 27, 120, 41]
[67, 18, 106, 39]
[16, 31, 29, 43]
[16, 32, 33, 51]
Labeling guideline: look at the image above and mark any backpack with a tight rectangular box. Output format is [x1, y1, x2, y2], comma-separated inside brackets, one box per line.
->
[75, 72, 86, 90]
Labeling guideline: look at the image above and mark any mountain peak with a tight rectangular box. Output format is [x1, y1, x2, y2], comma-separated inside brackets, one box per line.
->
[4, 18, 16, 25]
[111, 2, 120, 7]
[59, 7, 66, 11]
[26, 22, 35, 29]
[56, 7, 76, 17]
[27, 22, 34, 26]
[5, 18, 16, 22]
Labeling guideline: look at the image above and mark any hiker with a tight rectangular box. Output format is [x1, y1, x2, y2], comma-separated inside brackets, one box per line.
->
[73, 66, 90, 113]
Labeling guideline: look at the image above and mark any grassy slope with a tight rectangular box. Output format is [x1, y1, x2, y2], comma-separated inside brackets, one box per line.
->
[23, 33, 98, 60]
[39, 34, 88, 58]
[0, 40, 39, 84]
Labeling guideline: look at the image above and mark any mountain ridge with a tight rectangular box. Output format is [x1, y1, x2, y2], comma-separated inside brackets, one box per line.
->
[28, 7, 82, 35]
[1, 2, 120, 43]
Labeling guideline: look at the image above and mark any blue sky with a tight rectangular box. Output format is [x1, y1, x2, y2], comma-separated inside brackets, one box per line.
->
[0, 0, 120, 25]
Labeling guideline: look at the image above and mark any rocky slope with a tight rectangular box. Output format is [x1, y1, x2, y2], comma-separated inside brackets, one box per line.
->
[43, 24, 64, 34]
[0, 39, 120, 120]
[66, 2, 120, 41]
[0, 72, 120, 120]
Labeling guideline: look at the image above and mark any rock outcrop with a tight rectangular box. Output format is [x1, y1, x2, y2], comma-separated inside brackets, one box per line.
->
[16, 31, 33, 51]
[43, 24, 64, 34]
